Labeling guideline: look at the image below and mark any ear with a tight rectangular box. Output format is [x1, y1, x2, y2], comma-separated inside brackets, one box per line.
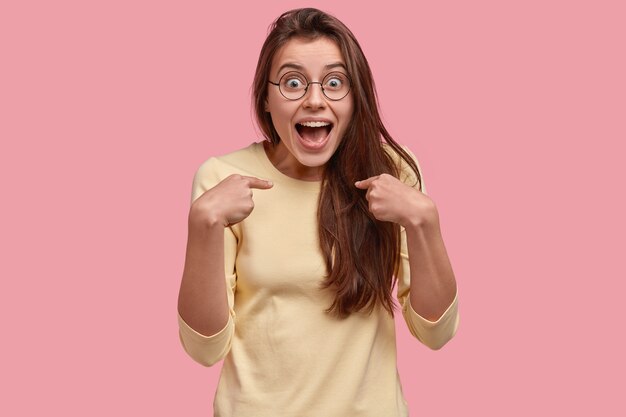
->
[264, 98, 270, 112]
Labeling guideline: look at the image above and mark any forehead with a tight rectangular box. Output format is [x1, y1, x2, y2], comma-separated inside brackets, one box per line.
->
[271, 37, 345, 76]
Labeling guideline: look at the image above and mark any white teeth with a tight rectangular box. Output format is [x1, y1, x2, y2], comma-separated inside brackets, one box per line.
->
[298, 121, 331, 127]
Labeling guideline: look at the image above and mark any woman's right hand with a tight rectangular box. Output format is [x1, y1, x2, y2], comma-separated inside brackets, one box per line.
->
[189, 174, 274, 228]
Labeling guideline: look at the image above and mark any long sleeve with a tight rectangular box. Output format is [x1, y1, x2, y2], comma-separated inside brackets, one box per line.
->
[177, 158, 238, 366]
[395, 146, 460, 350]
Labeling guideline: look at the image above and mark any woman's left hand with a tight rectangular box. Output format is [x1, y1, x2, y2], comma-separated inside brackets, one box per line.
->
[355, 174, 439, 229]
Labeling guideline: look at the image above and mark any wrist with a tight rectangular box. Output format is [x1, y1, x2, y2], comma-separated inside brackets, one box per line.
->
[186, 216, 226, 247]
[188, 205, 227, 230]
[402, 200, 439, 231]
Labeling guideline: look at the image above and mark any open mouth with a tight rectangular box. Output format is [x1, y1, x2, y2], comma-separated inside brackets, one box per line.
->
[295, 121, 333, 148]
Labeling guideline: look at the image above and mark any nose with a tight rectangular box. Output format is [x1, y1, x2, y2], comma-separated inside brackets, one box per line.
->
[302, 82, 326, 109]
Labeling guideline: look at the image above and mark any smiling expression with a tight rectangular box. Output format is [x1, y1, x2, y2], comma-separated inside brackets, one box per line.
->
[265, 37, 354, 181]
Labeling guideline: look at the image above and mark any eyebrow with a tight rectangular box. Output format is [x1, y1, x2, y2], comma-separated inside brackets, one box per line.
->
[276, 62, 347, 76]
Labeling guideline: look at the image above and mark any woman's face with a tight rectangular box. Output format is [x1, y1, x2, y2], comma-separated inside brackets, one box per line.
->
[265, 36, 354, 180]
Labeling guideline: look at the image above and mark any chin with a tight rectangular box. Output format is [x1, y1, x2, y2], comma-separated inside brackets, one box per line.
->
[295, 151, 334, 168]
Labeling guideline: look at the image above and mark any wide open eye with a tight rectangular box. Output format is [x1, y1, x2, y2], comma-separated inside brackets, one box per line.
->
[323, 72, 348, 91]
[280, 72, 307, 92]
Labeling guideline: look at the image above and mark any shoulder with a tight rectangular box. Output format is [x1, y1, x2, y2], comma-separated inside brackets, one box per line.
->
[193, 142, 269, 185]
[195, 142, 261, 176]
[191, 142, 265, 203]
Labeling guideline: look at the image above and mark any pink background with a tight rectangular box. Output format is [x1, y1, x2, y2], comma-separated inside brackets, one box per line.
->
[2, 0, 624, 415]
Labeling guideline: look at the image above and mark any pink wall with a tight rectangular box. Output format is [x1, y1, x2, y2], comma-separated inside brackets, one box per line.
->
[2, 0, 624, 415]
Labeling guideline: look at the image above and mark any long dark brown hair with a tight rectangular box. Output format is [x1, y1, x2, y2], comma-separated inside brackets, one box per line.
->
[252, 8, 422, 318]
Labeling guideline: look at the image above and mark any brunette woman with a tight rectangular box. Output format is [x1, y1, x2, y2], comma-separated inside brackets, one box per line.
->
[177, 8, 459, 417]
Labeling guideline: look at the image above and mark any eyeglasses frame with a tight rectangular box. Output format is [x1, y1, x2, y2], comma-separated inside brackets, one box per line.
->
[268, 71, 352, 101]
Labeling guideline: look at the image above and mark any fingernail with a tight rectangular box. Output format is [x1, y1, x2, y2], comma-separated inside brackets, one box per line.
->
[267, 181, 273, 186]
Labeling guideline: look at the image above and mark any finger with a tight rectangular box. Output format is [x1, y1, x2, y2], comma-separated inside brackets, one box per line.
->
[355, 175, 380, 189]
[242, 176, 274, 189]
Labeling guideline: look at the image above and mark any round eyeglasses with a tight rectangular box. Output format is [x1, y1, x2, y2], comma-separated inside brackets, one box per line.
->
[268, 71, 351, 101]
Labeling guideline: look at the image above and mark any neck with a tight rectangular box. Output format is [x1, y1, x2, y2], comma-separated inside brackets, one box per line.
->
[263, 141, 324, 181]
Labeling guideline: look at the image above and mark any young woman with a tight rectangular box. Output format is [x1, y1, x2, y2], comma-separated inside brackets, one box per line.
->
[177, 8, 459, 417]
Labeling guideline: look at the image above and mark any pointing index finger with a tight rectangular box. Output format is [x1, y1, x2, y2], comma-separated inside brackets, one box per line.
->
[355, 175, 380, 189]
[242, 176, 274, 189]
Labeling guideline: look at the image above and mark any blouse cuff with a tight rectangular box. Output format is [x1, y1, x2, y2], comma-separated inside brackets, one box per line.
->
[402, 289, 459, 350]
[177, 312, 234, 366]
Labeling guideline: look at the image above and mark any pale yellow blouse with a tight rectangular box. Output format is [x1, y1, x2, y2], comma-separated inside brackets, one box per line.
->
[178, 142, 459, 417]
